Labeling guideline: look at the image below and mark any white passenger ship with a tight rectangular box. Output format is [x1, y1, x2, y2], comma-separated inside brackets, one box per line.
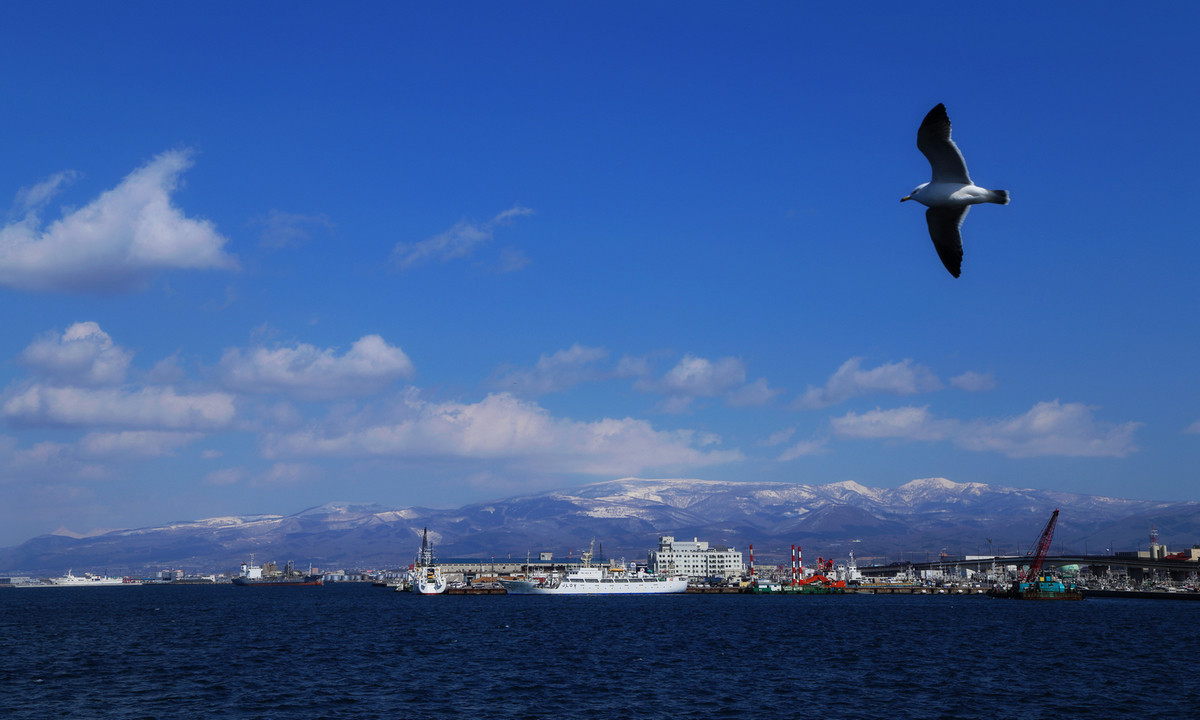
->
[48, 570, 140, 587]
[499, 543, 687, 595]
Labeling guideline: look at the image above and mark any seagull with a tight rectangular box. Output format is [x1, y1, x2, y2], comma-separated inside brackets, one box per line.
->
[902, 103, 1009, 278]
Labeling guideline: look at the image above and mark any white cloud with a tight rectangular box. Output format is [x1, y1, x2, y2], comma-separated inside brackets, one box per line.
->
[493, 206, 535, 224]
[0, 430, 201, 485]
[831, 405, 955, 441]
[15, 170, 80, 213]
[392, 205, 533, 270]
[251, 210, 335, 249]
[950, 371, 997, 392]
[830, 400, 1140, 458]
[263, 391, 742, 476]
[491, 344, 608, 395]
[18, 322, 133, 386]
[494, 246, 531, 273]
[958, 400, 1141, 458]
[78, 431, 204, 458]
[146, 353, 187, 384]
[726, 377, 784, 407]
[778, 437, 829, 461]
[2, 384, 236, 431]
[0, 149, 237, 293]
[636, 354, 778, 412]
[1184, 420, 1200, 435]
[660, 355, 745, 396]
[761, 425, 831, 461]
[205, 467, 246, 486]
[615, 355, 652, 379]
[659, 395, 696, 414]
[7, 440, 107, 482]
[758, 427, 795, 447]
[253, 462, 322, 487]
[217, 334, 415, 400]
[795, 357, 943, 410]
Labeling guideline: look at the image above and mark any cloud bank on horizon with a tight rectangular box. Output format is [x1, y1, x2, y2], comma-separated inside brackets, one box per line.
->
[0, 315, 1144, 495]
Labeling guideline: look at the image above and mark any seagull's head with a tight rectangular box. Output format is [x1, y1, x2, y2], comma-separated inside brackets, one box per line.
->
[901, 183, 928, 202]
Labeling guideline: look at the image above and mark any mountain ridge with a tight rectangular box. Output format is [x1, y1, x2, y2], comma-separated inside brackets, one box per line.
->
[3, 477, 1197, 575]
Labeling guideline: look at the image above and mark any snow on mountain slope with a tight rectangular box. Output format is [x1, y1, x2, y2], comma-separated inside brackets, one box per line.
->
[2, 477, 1194, 575]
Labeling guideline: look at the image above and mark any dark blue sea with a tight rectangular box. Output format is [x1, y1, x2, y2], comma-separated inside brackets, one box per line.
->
[2, 584, 1198, 719]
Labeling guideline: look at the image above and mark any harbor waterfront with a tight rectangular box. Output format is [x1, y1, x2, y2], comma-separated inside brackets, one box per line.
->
[2, 583, 1198, 719]
[498, 541, 688, 594]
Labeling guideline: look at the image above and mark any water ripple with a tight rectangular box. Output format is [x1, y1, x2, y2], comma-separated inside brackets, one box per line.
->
[2, 587, 1198, 718]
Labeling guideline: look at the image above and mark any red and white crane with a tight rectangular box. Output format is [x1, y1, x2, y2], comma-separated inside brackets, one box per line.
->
[1023, 508, 1059, 580]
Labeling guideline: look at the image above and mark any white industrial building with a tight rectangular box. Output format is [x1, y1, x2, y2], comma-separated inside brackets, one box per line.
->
[649, 536, 744, 580]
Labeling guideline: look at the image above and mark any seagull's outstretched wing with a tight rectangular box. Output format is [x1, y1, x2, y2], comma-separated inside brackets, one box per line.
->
[917, 103, 971, 185]
[925, 206, 969, 278]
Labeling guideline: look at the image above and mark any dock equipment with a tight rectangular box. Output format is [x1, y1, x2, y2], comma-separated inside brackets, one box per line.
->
[1023, 509, 1059, 581]
[989, 508, 1083, 600]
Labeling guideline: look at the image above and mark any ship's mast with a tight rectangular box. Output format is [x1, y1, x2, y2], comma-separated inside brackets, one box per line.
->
[417, 527, 436, 567]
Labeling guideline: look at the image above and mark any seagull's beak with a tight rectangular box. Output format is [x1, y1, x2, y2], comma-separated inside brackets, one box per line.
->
[901, 195, 911, 202]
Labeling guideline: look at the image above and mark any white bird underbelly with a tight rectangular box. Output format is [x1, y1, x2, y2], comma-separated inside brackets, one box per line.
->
[907, 182, 1004, 208]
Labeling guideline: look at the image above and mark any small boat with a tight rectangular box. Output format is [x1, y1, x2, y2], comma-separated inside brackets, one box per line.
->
[499, 541, 687, 595]
[405, 528, 447, 595]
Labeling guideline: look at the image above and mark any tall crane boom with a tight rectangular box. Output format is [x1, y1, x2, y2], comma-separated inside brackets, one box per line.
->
[1025, 509, 1059, 580]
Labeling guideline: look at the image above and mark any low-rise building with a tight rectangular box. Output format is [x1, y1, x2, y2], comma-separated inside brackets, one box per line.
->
[648, 535, 744, 581]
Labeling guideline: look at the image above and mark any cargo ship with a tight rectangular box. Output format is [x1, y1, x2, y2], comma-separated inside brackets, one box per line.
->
[232, 558, 323, 587]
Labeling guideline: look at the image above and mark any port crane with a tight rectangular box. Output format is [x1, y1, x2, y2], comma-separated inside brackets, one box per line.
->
[991, 508, 1082, 599]
[1022, 508, 1059, 580]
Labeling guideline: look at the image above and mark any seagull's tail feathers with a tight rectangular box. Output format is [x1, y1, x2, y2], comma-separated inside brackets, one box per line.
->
[989, 189, 1010, 205]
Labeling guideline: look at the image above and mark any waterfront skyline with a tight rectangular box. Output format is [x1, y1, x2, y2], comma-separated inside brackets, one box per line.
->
[2, 5, 1199, 546]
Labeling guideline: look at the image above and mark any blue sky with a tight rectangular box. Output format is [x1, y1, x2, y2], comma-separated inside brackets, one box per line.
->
[2, 4, 1198, 546]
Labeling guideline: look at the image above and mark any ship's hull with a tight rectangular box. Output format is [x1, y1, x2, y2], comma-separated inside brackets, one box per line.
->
[988, 580, 1083, 600]
[988, 587, 1084, 600]
[500, 576, 688, 595]
[45, 573, 140, 587]
[231, 576, 323, 587]
[412, 578, 447, 594]
[410, 567, 447, 594]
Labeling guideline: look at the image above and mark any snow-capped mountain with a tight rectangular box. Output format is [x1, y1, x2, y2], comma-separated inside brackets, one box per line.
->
[2, 478, 1196, 575]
